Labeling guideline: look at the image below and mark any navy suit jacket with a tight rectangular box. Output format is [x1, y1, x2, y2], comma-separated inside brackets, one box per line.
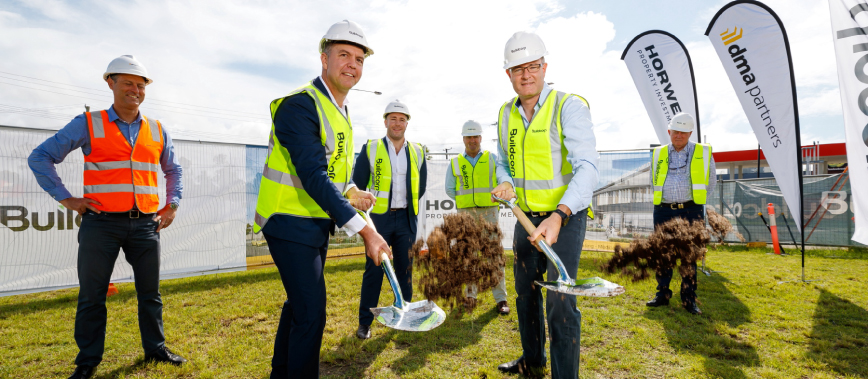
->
[261, 77, 359, 248]
[353, 137, 427, 236]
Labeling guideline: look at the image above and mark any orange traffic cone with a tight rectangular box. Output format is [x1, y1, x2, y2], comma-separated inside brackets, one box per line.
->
[107, 283, 119, 297]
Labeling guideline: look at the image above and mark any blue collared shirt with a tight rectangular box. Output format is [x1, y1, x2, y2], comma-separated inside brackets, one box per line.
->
[495, 83, 599, 213]
[658, 141, 717, 203]
[445, 150, 486, 200]
[27, 106, 183, 205]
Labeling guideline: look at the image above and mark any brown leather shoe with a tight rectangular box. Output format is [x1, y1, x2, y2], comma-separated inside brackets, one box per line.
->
[496, 301, 510, 315]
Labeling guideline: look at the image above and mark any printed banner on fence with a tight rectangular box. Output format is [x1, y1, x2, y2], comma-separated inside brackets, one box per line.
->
[705, 0, 804, 232]
[0, 126, 247, 296]
[828, 0, 868, 244]
[420, 159, 516, 248]
[621, 30, 700, 145]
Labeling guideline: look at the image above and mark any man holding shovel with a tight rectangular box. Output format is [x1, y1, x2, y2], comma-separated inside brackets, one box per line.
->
[352, 99, 427, 340]
[445, 120, 509, 314]
[491, 31, 598, 378]
[252, 20, 391, 378]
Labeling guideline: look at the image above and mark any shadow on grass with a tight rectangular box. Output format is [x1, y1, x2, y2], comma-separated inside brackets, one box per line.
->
[644, 273, 759, 379]
[320, 307, 499, 377]
[321, 327, 397, 378]
[807, 289, 868, 377]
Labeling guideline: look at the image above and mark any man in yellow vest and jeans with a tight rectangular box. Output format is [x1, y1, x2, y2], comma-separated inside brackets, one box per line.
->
[646, 112, 716, 315]
[445, 120, 509, 314]
[491, 32, 598, 378]
[352, 99, 427, 340]
[253, 20, 390, 378]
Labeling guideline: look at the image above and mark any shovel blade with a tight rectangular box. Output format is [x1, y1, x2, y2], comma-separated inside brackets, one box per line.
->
[370, 300, 447, 332]
[536, 277, 625, 297]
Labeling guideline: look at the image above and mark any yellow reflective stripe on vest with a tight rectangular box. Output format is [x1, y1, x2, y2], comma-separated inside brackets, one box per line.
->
[253, 82, 354, 233]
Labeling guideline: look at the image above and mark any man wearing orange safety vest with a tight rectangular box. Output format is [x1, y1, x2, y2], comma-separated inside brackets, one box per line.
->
[28, 55, 186, 379]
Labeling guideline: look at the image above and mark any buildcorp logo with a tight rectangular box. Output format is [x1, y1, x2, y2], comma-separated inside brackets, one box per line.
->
[1, 206, 81, 232]
[720, 26, 782, 148]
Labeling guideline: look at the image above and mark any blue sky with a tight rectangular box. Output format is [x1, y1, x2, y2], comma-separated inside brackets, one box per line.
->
[0, 0, 844, 153]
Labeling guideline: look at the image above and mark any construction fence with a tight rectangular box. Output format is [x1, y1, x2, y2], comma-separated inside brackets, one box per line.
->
[592, 149, 861, 247]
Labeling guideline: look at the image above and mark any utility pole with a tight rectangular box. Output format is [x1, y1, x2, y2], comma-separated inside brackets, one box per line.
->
[444, 148, 452, 159]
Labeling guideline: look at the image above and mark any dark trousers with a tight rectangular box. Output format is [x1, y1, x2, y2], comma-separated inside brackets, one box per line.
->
[358, 208, 414, 326]
[653, 204, 705, 304]
[263, 233, 329, 379]
[513, 209, 587, 379]
[74, 211, 164, 367]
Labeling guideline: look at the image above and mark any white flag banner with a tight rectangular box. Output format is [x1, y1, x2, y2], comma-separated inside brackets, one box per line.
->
[0, 126, 247, 296]
[705, 0, 804, 232]
[621, 30, 700, 145]
[828, 0, 868, 244]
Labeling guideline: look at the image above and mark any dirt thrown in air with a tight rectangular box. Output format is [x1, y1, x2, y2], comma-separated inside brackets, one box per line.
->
[706, 208, 745, 243]
[602, 217, 709, 282]
[410, 212, 504, 309]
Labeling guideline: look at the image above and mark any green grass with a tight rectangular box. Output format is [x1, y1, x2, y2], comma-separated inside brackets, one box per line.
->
[1, 247, 867, 378]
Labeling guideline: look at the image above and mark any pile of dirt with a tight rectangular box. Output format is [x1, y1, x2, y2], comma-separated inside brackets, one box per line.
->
[602, 217, 709, 282]
[706, 208, 745, 243]
[410, 212, 504, 308]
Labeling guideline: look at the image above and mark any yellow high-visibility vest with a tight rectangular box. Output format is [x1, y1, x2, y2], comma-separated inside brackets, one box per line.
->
[497, 90, 594, 218]
[366, 138, 423, 215]
[253, 82, 353, 233]
[651, 143, 713, 205]
[451, 151, 497, 208]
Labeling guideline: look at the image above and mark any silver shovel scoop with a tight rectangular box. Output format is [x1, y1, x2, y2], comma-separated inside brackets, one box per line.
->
[358, 208, 446, 331]
[492, 195, 625, 297]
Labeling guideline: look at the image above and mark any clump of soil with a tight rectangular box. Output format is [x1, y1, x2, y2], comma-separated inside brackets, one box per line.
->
[602, 217, 709, 282]
[410, 213, 504, 308]
[706, 208, 745, 243]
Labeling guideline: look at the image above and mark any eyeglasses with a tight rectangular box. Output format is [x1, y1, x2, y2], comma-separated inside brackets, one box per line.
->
[509, 64, 542, 75]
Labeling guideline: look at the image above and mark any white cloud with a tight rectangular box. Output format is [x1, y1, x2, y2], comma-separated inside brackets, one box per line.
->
[0, 0, 846, 153]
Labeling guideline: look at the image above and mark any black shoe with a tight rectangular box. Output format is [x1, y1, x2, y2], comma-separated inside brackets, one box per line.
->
[684, 302, 702, 315]
[646, 294, 670, 307]
[68, 365, 96, 379]
[497, 357, 543, 376]
[144, 346, 188, 366]
[356, 324, 371, 340]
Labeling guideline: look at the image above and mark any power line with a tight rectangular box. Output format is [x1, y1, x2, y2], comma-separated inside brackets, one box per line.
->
[0, 70, 268, 118]
[0, 81, 269, 123]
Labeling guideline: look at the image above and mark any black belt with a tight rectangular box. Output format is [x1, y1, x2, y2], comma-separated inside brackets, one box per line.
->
[88, 210, 152, 218]
[657, 201, 697, 210]
[524, 210, 554, 218]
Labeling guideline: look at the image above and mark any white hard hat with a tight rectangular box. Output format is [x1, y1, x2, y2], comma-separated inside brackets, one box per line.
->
[503, 31, 548, 69]
[669, 112, 695, 132]
[461, 120, 482, 137]
[383, 99, 410, 120]
[103, 55, 152, 84]
[319, 20, 374, 57]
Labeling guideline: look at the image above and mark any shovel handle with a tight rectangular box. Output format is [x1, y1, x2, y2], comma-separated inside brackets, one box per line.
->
[380, 252, 389, 266]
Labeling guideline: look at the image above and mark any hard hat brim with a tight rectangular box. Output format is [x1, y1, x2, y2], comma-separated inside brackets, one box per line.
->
[669, 125, 694, 133]
[383, 112, 410, 120]
[320, 38, 374, 57]
[503, 53, 546, 70]
[103, 72, 153, 85]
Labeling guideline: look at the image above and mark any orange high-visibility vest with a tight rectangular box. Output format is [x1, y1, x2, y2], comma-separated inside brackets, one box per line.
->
[83, 110, 163, 213]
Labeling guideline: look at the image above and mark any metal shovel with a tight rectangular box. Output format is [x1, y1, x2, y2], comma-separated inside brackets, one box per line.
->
[492, 195, 625, 297]
[359, 208, 447, 332]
